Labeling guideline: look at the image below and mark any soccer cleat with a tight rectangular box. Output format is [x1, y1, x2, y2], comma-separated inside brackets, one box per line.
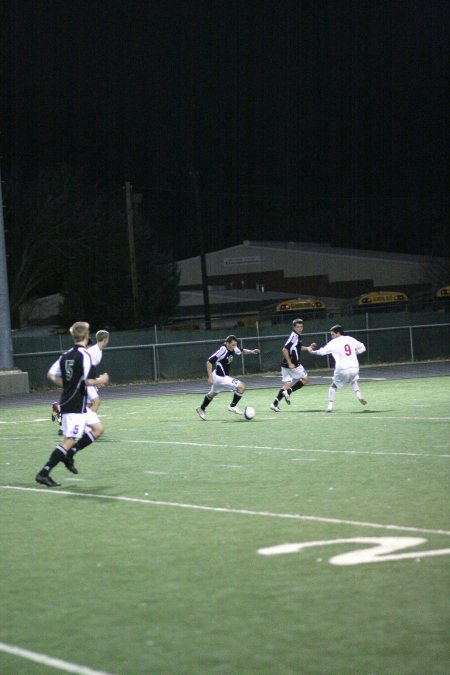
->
[35, 473, 61, 487]
[270, 403, 281, 412]
[326, 404, 333, 413]
[196, 407, 207, 421]
[58, 428, 64, 436]
[282, 390, 291, 405]
[227, 405, 242, 415]
[64, 456, 78, 474]
[359, 398, 367, 406]
[51, 402, 60, 422]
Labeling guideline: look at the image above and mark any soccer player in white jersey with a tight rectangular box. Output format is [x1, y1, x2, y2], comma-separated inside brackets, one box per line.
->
[308, 324, 367, 412]
[196, 335, 260, 420]
[85, 330, 110, 423]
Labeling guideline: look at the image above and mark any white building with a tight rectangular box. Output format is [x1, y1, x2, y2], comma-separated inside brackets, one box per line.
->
[178, 241, 447, 299]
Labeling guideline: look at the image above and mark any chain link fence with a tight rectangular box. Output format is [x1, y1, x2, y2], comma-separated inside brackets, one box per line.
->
[12, 322, 450, 389]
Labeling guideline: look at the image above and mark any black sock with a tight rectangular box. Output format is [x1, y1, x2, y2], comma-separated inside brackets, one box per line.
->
[231, 392, 243, 407]
[40, 445, 66, 475]
[275, 388, 284, 403]
[72, 431, 96, 454]
[292, 381, 304, 392]
[201, 395, 213, 410]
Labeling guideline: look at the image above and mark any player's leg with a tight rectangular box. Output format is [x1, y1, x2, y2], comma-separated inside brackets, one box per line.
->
[327, 371, 347, 411]
[197, 390, 217, 420]
[326, 383, 337, 412]
[272, 383, 290, 410]
[36, 415, 81, 486]
[350, 372, 367, 406]
[287, 366, 308, 403]
[228, 380, 245, 414]
[271, 369, 292, 410]
[67, 409, 104, 469]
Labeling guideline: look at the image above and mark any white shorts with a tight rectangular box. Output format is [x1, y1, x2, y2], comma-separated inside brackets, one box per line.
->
[85, 407, 100, 428]
[211, 371, 241, 394]
[332, 367, 360, 389]
[281, 365, 307, 384]
[62, 413, 89, 439]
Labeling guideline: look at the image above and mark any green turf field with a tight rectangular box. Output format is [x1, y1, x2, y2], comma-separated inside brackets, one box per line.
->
[1, 376, 449, 674]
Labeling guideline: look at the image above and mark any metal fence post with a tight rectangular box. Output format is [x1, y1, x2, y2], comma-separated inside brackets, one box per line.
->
[240, 337, 245, 375]
[409, 326, 414, 362]
[152, 344, 158, 382]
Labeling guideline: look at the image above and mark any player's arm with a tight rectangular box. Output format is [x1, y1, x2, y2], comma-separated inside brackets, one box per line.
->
[242, 348, 260, 355]
[47, 358, 63, 386]
[282, 346, 295, 368]
[86, 373, 109, 386]
[308, 344, 326, 355]
[206, 358, 215, 384]
[47, 373, 63, 386]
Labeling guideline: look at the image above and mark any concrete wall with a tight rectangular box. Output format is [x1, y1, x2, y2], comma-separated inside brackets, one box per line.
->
[0, 369, 30, 395]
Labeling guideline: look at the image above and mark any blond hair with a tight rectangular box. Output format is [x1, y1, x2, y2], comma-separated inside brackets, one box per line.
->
[96, 330, 110, 342]
[69, 321, 90, 342]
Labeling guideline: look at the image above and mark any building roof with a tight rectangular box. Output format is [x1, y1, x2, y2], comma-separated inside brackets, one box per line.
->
[180, 240, 446, 265]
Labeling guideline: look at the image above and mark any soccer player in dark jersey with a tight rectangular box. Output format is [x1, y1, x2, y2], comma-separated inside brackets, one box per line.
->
[196, 334, 260, 420]
[35, 321, 109, 487]
[270, 318, 316, 412]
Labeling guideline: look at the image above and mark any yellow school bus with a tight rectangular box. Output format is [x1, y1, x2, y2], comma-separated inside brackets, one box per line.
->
[435, 285, 450, 299]
[353, 290, 409, 313]
[435, 285, 450, 311]
[271, 297, 326, 324]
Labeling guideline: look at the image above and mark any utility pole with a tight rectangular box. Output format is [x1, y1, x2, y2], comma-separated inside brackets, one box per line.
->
[125, 181, 140, 324]
[0, 164, 14, 369]
[190, 169, 211, 330]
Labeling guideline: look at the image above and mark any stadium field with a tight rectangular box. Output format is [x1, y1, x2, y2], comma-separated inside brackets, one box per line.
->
[1, 370, 449, 674]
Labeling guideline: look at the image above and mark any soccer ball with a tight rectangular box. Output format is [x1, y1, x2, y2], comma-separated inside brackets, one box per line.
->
[243, 406, 255, 420]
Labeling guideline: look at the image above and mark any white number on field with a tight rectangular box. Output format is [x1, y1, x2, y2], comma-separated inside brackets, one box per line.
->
[257, 537, 450, 565]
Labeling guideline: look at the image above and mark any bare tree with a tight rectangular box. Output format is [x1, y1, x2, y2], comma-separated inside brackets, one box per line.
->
[5, 166, 97, 326]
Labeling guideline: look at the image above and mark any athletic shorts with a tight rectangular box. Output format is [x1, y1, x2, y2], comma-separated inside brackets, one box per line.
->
[211, 371, 241, 394]
[332, 367, 360, 389]
[61, 413, 89, 439]
[85, 407, 100, 427]
[281, 364, 307, 384]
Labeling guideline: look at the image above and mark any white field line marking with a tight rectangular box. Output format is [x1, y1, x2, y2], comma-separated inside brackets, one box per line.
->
[217, 464, 243, 468]
[144, 470, 167, 475]
[0, 641, 117, 675]
[128, 439, 450, 458]
[2, 485, 450, 537]
[1, 414, 448, 429]
[290, 458, 318, 461]
[357, 416, 450, 421]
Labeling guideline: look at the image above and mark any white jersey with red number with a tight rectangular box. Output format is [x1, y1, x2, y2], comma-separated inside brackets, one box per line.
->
[315, 335, 366, 369]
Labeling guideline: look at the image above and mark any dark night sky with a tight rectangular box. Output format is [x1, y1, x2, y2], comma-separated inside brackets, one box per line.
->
[2, 0, 449, 259]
